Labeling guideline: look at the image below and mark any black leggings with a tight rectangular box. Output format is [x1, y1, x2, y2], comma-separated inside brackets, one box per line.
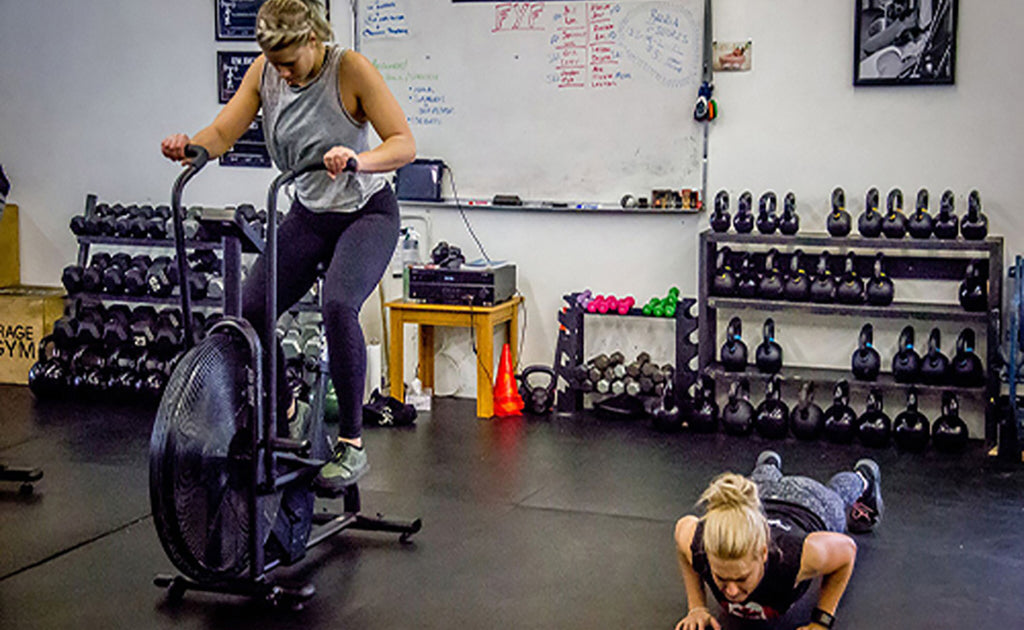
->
[242, 185, 399, 440]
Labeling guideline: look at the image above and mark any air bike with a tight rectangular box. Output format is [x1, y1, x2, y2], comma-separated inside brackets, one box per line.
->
[149, 146, 421, 607]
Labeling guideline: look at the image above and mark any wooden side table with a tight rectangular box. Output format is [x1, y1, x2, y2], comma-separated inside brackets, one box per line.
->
[385, 296, 523, 417]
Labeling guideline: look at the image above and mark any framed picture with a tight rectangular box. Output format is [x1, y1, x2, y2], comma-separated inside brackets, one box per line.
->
[853, 0, 958, 86]
[216, 0, 330, 41]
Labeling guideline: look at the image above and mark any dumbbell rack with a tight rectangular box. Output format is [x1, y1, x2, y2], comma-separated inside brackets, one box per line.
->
[553, 293, 698, 414]
[697, 229, 1005, 447]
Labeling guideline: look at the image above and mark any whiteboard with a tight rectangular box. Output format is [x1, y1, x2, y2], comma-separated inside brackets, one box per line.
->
[356, 0, 706, 204]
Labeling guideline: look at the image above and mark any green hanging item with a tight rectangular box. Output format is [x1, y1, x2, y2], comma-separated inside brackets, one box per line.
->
[324, 378, 339, 424]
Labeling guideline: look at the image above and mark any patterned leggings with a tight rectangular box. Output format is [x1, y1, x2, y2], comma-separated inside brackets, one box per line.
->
[750, 461, 866, 533]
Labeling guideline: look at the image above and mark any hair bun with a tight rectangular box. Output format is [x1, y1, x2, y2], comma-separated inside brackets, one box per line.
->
[700, 473, 760, 512]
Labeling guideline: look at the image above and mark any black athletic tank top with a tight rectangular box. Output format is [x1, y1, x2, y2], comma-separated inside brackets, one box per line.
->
[690, 517, 812, 620]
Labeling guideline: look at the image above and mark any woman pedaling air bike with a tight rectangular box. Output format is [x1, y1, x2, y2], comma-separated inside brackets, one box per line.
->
[161, 0, 415, 491]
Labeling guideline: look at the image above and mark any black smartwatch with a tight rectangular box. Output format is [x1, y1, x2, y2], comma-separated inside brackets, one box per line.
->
[810, 607, 835, 629]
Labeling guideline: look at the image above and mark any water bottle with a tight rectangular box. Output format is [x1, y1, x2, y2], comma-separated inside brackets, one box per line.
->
[401, 227, 421, 267]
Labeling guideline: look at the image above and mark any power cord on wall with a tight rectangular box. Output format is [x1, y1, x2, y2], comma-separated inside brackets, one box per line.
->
[447, 166, 494, 267]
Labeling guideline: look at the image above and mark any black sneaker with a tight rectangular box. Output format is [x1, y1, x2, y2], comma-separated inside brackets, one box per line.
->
[756, 450, 783, 471]
[848, 458, 884, 533]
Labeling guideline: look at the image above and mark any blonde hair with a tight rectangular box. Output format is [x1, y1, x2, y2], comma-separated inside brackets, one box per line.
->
[256, 0, 333, 51]
[698, 473, 769, 560]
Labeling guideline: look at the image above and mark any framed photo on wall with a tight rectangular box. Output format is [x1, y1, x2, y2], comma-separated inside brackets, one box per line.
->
[216, 0, 331, 41]
[854, 0, 958, 86]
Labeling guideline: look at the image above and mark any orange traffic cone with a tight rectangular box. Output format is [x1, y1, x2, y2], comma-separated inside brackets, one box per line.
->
[493, 343, 524, 417]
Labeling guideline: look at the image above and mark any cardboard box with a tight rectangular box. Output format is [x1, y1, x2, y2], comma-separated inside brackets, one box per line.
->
[0, 204, 19, 287]
[0, 286, 65, 384]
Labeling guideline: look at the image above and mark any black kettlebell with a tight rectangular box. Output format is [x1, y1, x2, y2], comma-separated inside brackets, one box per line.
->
[517, 365, 556, 415]
[865, 252, 894, 306]
[722, 379, 755, 436]
[907, 188, 933, 239]
[779, 192, 799, 235]
[712, 247, 737, 296]
[790, 382, 824, 441]
[823, 380, 858, 444]
[958, 260, 987, 312]
[891, 325, 921, 383]
[858, 187, 883, 237]
[650, 379, 686, 433]
[710, 190, 731, 233]
[836, 252, 865, 305]
[881, 188, 907, 238]
[952, 329, 984, 387]
[857, 389, 891, 448]
[920, 328, 950, 385]
[933, 190, 959, 239]
[736, 253, 759, 298]
[851, 323, 881, 381]
[721, 317, 748, 372]
[689, 373, 719, 433]
[756, 192, 779, 235]
[894, 388, 930, 452]
[932, 391, 969, 453]
[758, 249, 785, 300]
[827, 187, 852, 237]
[755, 375, 789, 439]
[755, 319, 783, 374]
[733, 191, 754, 233]
[961, 190, 988, 240]
[783, 249, 810, 302]
[809, 252, 837, 303]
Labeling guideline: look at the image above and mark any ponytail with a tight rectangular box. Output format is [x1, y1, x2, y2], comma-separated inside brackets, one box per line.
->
[698, 473, 769, 560]
[256, 0, 333, 52]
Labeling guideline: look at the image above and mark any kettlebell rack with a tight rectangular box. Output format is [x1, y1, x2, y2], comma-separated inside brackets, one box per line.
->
[553, 293, 698, 414]
[698, 230, 1004, 445]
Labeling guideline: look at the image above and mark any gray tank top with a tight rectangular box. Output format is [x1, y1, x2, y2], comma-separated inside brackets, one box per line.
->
[260, 45, 386, 212]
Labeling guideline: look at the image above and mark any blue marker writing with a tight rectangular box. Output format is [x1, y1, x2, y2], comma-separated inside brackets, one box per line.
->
[575, 203, 599, 210]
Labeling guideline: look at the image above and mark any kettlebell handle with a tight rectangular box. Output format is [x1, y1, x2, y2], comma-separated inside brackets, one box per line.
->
[831, 187, 845, 211]
[816, 252, 830, 276]
[738, 191, 753, 213]
[784, 192, 796, 214]
[899, 325, 915, 350]
[859, 323, 874, 349]
[759, 191, 777, 214]
[766, 375, 782, 399]
[727, 316, 743, 341]
[956, 329, 975, 354]
[833, 379, 850, 405]
[941, 391, 959, 416]
[928, 328, 942, 353]
[865, 187, 880, 212]
[887, 188, 904, 213]
[867, 388, 884, 412]
[790, 250, 804, 275]
[519, 365, 556, 390]
[967, 190, 981, 218]
[715, 190, 729, 213]
[940, 190, 955, 215]
[906, 387, 919, 411]
[765, 249, 779, 272]
[916, 188, 929, 212]
[763, 318, 775, 343]
[844, 252, 856, 275]
[873, 252, 885, 278]
[798, 381, 815, 405]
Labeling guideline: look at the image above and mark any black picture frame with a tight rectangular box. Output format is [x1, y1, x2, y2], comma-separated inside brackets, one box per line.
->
[216, 0, 331, 41]
[853, 0, 958, 86]
[217, 51, 261, 103]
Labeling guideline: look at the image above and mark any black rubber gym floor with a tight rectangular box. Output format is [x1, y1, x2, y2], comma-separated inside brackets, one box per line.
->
[2, 383, 1023, 629]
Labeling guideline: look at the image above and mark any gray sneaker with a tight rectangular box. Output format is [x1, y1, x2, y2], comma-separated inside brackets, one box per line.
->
[315, 441, 369, 492]
[756, 450, 783, 471]
[848, 458, 883, 533]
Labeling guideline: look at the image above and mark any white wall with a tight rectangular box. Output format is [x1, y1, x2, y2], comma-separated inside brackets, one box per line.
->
[2, 2, 1022, 430]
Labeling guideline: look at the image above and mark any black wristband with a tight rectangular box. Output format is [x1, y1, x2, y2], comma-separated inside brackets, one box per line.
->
[810, 608, 835, 629]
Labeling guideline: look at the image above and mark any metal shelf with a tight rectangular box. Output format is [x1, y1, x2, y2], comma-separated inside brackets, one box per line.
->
[706, 296, 989, 324]
[77, 235, 224, 250]
[706, 362, 987, 397]
[704, 231, 1000, 253]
